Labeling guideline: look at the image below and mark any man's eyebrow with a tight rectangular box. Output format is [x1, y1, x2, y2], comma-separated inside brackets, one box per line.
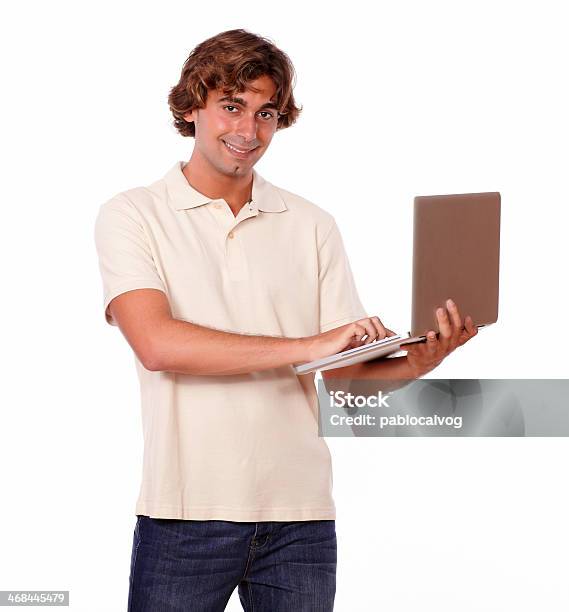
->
[218, 95, 279, 111]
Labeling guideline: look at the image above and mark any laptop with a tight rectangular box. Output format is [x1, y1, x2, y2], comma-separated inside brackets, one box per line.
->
[293, 191, 501, 375]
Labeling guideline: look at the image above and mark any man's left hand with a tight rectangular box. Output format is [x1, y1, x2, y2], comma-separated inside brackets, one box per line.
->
[403, 298, 479, 378]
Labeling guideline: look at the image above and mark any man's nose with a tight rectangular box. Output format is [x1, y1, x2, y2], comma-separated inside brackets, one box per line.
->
[235, 112, 258, 141]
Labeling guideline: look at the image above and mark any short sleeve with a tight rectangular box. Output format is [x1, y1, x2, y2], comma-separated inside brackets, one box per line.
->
[318, 219, 368, 333]
[94, 195, 167, 327]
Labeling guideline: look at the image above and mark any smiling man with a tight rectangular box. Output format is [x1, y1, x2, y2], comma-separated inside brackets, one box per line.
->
[94, 28, 477, 612]
[179, 75, 278, 215]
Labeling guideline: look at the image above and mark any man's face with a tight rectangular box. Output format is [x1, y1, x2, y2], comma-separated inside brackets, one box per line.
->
[183, 74, 279, 177]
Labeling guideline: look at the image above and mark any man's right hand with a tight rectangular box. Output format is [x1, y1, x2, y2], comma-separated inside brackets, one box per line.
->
[300, 317, 398, 363]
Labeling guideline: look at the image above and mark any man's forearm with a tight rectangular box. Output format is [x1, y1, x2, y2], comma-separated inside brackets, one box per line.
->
[149, 318, 308, 375]
[322, 354, 424, 395]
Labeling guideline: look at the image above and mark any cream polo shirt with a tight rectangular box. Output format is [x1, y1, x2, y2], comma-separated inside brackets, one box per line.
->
[94, 160, 367, 521]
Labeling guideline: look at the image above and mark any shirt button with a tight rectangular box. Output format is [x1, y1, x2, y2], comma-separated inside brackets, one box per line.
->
[213, 203, 222, 210]
[228, 231, 235, 239]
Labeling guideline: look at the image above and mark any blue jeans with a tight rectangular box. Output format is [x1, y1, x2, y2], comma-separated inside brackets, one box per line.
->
[127, 515, 337, 611]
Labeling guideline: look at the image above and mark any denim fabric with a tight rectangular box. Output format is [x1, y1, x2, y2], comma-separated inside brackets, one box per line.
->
[127, 515, 337, 611]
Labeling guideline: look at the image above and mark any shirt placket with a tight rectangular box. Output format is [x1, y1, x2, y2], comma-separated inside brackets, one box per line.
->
[210, 199, 259, 281]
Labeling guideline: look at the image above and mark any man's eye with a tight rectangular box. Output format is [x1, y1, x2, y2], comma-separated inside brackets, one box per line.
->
[224, 105, 238, 113]
[259, 111, 274, 120]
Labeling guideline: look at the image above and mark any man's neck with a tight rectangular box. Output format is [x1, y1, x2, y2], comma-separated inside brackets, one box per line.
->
[182, 154, 253, 217]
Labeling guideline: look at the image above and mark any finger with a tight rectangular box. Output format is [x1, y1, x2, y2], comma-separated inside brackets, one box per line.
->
[446, 299, 464, 338]
[465, 315, 477, 335]
[426, 330, 438, 353]
[360, 320, 379, 344]
[458, 315, 478, 345]
[444, 301, 463, 351]
[369, 316, 388, 340]
[436, 307, 452, 340]
[385, 328, 398, 337]
[352, 322, 375, 345]
[346, 324, 366, 349]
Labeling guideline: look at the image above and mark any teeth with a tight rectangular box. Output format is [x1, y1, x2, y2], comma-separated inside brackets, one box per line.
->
[224, 141, 251, 154]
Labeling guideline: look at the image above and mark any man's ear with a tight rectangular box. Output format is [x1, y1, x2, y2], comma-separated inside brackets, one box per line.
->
[183, 109, 197, 124]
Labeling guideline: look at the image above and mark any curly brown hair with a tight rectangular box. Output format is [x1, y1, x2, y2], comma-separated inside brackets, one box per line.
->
[168, 29, 302, 138]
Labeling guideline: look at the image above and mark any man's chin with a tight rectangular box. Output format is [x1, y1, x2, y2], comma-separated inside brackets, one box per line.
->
[210, 148, 264, 176]
[222, 156, 260, 175]
[229, 164, 255, 176]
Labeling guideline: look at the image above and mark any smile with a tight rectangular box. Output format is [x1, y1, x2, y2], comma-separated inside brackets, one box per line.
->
[222, 140, 258, 157]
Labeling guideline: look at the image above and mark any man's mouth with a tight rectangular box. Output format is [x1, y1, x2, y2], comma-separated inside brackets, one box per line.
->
[222, 140, 258, 157]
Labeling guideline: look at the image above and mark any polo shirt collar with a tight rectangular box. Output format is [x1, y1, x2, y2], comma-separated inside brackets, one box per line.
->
[164, 161, 287, 213]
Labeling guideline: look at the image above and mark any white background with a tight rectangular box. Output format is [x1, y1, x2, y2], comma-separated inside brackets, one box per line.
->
[2, 1, 568, 610]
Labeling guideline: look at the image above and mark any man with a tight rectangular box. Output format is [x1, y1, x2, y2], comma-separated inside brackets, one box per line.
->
[94, 28, 478, 611]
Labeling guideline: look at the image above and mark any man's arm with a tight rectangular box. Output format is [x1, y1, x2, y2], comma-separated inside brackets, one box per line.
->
[152, 319, 307, 375]
[322, 354, 419, 395]
[322, 299, 479, 395]
[108, 288, 377, 376]
[109, 288, 305, 374]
